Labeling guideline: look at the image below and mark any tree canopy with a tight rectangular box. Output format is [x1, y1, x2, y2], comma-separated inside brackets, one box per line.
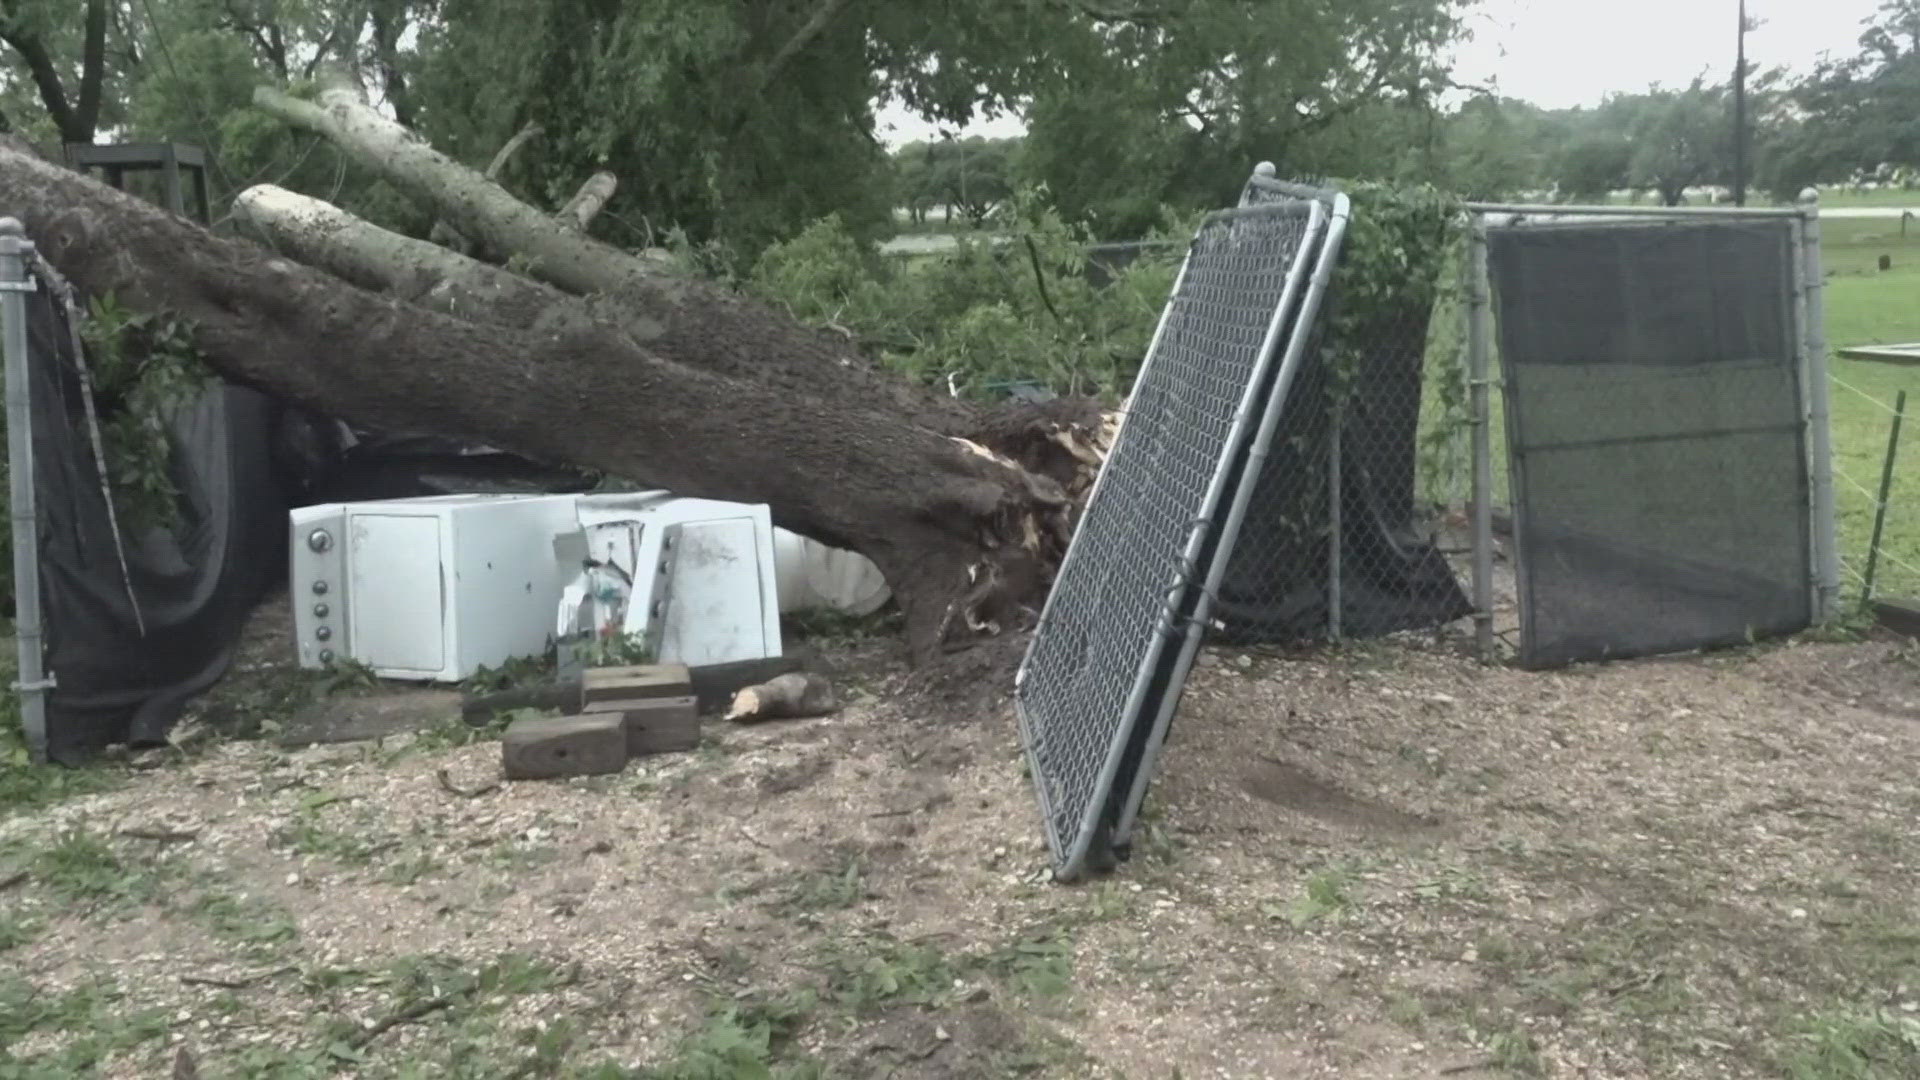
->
[9, 0, 1920, 256]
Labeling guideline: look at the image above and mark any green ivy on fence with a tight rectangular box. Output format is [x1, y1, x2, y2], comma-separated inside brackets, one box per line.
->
[0, 294, 209, 617]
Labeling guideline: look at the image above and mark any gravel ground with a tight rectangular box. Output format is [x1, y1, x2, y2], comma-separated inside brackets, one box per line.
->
[3, 605, 1918, 1079]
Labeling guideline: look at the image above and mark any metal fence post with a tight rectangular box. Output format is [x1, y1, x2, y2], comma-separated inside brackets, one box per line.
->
[1798, 189, 1843, 622]
[1327, 398, 1343, 642]
[1862, 389, 1908, 605]
[1465, 218, 1496, 662]
[1, 217, 49, 762]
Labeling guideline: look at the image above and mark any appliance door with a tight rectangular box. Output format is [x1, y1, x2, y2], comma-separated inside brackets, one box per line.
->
[659, 516, 775, 665]
[346, 513, 448, 677]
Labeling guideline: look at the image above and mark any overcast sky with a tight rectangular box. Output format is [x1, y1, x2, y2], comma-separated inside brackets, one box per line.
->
[874, 0, 1886, 147]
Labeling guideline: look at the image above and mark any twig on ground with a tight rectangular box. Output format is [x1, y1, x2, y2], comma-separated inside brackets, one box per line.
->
[1440, 1059, 1495, 1076]
[347, 995, 454, 1049]
[180, 964, 297, 990]
[0, 870, 27, 892]
[436, 768, 500, 799]
[120, 825, 201, 843]
[737, 826, 774, 851]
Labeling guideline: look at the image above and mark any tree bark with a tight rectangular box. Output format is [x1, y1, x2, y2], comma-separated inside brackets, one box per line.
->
[254, 86, 674, 292]
[2, 144, 1067, 659]
[429, 121, 542, 254]
[251, 83, 990, 435]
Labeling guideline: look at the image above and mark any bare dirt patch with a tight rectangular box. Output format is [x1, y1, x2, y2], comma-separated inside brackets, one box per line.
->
[4, 620, 1919, 1078]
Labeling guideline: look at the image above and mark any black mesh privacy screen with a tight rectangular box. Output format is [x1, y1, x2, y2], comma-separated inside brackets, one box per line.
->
[1487, 220, 1813, 668]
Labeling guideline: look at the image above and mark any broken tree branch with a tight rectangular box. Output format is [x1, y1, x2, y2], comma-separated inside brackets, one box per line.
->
[235, 184, 558, 321]
[558, 171, 617, 232]
[429, 121, 544, 252]
[347, 995, 453, 1049]
[252, 85, 672, 293]
[756, 0, 856, 97]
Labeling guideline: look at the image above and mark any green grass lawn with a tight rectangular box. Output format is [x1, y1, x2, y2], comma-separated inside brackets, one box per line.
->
[1822, 217, 1920, 601]
[1816, 187, 1920, 210]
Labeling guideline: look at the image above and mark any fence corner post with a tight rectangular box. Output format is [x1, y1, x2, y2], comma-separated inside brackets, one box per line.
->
[1798, 188, 1843, 623]
[1465, 216, 1496, 663]
[1, 216, 49, 763]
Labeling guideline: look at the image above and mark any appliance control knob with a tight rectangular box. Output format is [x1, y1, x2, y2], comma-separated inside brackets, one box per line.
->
[307, 528, 333, 553]
[312, 580, 329, 595]
[316, 626, 332, 641]
[318, 649, 333, 664]
[313, 603, 330, 618]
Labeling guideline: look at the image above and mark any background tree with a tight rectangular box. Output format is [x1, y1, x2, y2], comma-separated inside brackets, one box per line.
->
[0, 0, 125, 144]
[1624, 80, 1731, 205]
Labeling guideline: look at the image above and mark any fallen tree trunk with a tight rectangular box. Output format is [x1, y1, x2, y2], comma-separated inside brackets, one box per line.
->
[1, 143, 1066, 658]
[250, 84, 980, 433]
[232, 184, 1005, 444]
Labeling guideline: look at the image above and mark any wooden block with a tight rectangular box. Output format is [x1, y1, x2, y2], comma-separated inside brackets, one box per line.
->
[585, 695, 700, 756]
[501, 714, 628, 780]
[581, 663, 692, 705]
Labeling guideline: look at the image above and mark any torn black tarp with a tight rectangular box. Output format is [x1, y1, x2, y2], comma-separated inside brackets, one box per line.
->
[24, 280, 594, 761]
[27, 288, 285, 761]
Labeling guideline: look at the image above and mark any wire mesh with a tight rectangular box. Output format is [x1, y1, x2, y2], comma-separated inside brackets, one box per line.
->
[1015, 198, 1328, 880]
[1828, 375, 1917, 610]
[1212, 178, 1476, 649]
[1486, 218, 1816, 667]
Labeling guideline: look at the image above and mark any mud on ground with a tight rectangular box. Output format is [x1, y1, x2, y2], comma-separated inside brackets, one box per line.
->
[3, 603, 1919, 1078]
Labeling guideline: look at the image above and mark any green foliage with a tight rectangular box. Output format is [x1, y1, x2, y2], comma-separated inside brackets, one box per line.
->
[0, 648, 122, 812]
[636, 993, 823, 1080]
[1785, 1006, 1920, 1080]
[1624, 81, 1734, 206]
[188, 886, 301, 959]
[1269, 865, 1360, 928]
[1322, 183, 1468, 500]
[76, 293, 212, 533]
[892, 138, 1019, 227]
[0, 973, 172, 1076]
[751, 192, 1189, 401]
[20, 828, 165, 906]
[573, 632, 657, 669]
[1010, 0, 1470, 234]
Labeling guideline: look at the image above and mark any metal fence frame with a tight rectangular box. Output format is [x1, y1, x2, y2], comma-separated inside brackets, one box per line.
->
[1, 218, 48, 762]
[1015, 196, 1339, 881]
[1107, 185, 1353, 855]
[1460, 196, 1841, 662]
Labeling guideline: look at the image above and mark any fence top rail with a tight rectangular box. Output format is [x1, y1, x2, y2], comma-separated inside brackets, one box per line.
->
[1466, 200, 1807, 221]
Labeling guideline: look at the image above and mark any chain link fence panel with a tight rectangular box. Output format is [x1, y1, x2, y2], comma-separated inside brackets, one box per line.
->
[1213, 175, 1476, 650]
[1015, 195, 1341, 880]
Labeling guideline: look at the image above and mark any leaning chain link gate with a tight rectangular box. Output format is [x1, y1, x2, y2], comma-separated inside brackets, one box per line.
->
[1014, 192, 1346, 880]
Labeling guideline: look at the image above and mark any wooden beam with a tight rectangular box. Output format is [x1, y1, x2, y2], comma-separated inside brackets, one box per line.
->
[584, 695, 699, 756]
[501, 714, 628, 779]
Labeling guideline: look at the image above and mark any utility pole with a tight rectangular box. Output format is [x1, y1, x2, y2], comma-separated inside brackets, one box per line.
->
[1733, 0, 1749, 206]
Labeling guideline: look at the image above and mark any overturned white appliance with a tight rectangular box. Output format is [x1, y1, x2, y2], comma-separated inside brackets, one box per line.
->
[288, 493, 585, 681]
[289, 491, 889, 681]
[561, 492, 783, 668]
